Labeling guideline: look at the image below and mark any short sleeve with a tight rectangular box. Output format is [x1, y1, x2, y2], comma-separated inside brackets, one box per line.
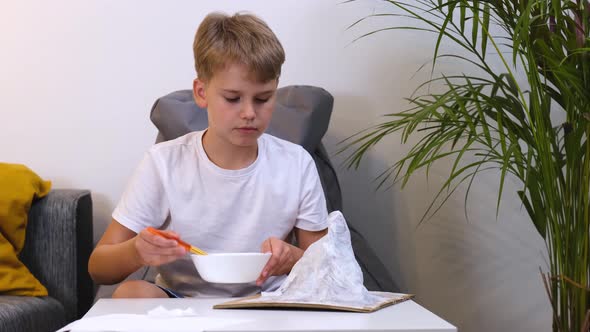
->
[112, 151, 169, 233]
[294, 150, 329, 231]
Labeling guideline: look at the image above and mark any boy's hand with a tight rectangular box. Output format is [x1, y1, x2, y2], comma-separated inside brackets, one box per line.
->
[133, 228, 187, 267]
[256, 237, 303, 286]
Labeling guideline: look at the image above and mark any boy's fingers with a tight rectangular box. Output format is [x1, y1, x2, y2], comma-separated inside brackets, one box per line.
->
[277, 250, 289, 273]
[259, 238, 274, 274]
[260, 239, 272, 253]
[141, 230, 179, 248]
[162, 231, 180, 239]
[156, 237, 179, 247]
[257, 240, 276, 285]
[263, 241, 287, 277]
[257, 238, 292, 286]
[141, 246, 187, 266]
[263, 254, 279, 276]
[136, 232, 187, 264]
[144, 246, 187, 257]
[257, 264, 274, 285]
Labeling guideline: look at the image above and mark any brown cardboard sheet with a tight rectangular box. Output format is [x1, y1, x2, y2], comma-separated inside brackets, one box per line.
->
[214, 292, 414, 313]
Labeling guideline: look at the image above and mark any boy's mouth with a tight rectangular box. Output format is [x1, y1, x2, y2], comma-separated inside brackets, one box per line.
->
[236, 127, 258, 133]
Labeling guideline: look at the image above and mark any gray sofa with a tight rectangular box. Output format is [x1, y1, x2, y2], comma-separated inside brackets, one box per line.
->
[0, 189, 95, 332]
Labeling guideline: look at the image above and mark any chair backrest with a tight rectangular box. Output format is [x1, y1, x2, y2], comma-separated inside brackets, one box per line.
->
[149, 85, 398, 292]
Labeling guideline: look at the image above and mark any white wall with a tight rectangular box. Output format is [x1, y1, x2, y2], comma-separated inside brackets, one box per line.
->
[0, 1, 550, 331]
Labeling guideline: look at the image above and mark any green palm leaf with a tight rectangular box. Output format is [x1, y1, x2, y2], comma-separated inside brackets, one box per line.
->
[342, 1, 590, 330]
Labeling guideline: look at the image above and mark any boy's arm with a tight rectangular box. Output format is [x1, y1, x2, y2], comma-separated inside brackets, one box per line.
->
[89, 149, 182, 284]
[294, 227, 327, 250]
[88, 219, 142, 285]
[88, 218, 186, 285]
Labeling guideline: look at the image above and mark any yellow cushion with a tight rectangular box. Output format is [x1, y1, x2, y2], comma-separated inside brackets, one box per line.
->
[0, 163, 51, 296]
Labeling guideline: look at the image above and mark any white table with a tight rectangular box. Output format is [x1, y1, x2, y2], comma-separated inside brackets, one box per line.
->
[83, 298, 456, 332]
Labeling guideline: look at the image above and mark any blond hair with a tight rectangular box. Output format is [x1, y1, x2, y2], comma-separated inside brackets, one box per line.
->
[193, 12, 285, 82]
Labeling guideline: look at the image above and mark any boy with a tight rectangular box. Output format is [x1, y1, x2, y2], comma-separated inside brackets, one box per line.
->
[88, 12, 329, 298]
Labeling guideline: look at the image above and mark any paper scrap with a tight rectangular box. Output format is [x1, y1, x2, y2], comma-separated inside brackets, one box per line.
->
[147, 305, 198, 317]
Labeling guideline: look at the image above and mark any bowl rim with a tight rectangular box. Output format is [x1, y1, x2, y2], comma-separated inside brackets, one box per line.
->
[190, 252, 272, 257]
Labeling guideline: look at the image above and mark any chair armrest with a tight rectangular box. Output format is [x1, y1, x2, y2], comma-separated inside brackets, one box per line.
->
[20, 189, 94, 322]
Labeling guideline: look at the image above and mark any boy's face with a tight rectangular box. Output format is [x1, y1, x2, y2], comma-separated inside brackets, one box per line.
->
[193, 63, 278, 149]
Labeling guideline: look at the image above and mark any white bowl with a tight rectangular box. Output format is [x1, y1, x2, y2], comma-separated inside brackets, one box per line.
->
[190, 252, 272, 283]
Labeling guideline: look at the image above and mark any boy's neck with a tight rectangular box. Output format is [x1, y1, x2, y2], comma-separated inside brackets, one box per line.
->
[201, 130, 258, 170]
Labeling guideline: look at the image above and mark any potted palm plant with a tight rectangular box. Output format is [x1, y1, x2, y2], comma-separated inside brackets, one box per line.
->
[343, 1, 589, 331]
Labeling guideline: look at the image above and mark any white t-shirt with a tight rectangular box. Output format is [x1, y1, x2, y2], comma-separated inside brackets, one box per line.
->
[113, 130, 328, 297]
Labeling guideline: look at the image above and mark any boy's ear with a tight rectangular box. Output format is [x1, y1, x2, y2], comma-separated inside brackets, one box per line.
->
[193, 78, 208, 108]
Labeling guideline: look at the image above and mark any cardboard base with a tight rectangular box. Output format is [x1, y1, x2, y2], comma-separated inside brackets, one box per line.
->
[213, 292, 414, 313]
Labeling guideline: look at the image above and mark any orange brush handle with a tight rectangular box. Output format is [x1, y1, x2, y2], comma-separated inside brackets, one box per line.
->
[146, 227, 207, 255]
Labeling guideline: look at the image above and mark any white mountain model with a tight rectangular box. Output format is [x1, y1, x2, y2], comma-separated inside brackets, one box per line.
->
[262, 211, 382, 307]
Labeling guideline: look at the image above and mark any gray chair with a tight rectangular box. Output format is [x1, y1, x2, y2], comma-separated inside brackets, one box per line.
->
[0, 190, 95, 332]
[149, 85, 399, 292]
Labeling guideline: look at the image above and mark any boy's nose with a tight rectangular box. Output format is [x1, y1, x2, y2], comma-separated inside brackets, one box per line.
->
[240, 103, 256, 120]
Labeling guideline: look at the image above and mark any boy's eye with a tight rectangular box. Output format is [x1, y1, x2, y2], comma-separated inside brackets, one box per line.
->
[224, 96, 270, 104]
